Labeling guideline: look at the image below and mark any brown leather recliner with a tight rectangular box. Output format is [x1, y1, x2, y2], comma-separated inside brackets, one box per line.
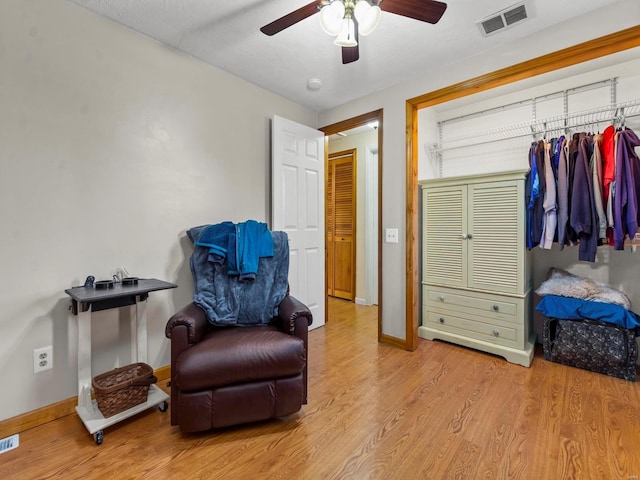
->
[165, 295, 312, 433]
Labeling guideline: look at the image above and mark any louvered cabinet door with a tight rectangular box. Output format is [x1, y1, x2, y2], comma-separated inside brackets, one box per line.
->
[327, 155, 355, 301]
[467, 180, 523, 295]
[332, 158, 355, 300]
[326, 163, 334, 296]
[419, 172, 533, 367]
[422, 185, 468, 288]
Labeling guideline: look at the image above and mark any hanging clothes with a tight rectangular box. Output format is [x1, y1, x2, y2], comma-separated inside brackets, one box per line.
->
[602, 125, 616, 203]
[602, 125, 616, 244]
[540, 141, 557, 249]
[525, 126, 640, 261]
[556, 137, 570, 249]
[564, 134, 581, 247]
[531, 141, 546, 247]
[526, 143, 542, 249]
[591, 134, 607, 239]
[613, 128, 640, 249]
[570, 133, 598, 262]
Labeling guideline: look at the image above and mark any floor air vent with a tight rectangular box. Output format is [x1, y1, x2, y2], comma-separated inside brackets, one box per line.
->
[478, 2, 528, 36]
[0, 434, 19, 454]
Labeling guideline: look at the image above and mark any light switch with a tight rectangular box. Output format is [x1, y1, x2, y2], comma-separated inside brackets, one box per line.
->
[385, 228, 399, 243]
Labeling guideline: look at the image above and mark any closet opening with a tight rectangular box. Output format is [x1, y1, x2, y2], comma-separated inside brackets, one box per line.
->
[404, 26, 640, 351]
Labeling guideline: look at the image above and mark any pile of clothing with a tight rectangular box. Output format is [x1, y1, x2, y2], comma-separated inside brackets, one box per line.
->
[535, 268, 639, 330]
[526, 126, 640, 262]
[535, 268, 639, 381]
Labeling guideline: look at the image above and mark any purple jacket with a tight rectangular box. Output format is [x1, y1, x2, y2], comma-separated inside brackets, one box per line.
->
[613, 129, 640, 249]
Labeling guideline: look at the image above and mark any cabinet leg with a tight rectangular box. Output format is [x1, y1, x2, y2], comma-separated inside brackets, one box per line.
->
[77, 306, 92, 407]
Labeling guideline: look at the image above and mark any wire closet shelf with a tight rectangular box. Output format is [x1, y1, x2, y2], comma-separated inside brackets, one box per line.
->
[427, 98, 640, 156]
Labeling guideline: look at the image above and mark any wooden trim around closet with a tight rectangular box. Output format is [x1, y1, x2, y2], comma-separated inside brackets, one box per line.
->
[406, 101, 419, 351]
[405, 25, 640, 351]
[321, 109, 385, 344]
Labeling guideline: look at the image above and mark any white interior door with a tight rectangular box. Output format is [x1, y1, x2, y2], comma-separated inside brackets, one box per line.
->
[272, 115, 325, 329]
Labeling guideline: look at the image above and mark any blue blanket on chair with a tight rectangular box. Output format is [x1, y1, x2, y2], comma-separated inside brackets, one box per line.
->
[188, 223, 289, 326]
[195, 220, 274, 281]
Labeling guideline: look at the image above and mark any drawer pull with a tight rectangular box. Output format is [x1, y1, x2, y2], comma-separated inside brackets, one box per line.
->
[439, 295, 445, 302]
[439, 317, 445, 324]
[493, 329, 500, 337]
[493, 304, 499, 311]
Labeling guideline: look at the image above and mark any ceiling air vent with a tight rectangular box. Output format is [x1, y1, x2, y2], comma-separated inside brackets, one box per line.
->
[477, 2, 528, 37]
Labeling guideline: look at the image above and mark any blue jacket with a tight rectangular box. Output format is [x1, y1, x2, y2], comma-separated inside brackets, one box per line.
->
[195, 220, 273, 280]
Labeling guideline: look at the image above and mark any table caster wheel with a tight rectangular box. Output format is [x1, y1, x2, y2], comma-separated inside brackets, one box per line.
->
[94, 430, 103, 445]
[158, 401, 168, 412]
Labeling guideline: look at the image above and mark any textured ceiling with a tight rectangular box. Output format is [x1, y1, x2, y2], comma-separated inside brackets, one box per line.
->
[66, 0, 619, 112]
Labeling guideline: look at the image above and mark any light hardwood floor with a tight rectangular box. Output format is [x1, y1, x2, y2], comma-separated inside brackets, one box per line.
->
[2, 297, 640, 479]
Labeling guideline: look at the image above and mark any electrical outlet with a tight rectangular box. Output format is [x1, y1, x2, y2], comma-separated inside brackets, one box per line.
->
[33, 346, 53, 373]
[385, 228, 399, 243]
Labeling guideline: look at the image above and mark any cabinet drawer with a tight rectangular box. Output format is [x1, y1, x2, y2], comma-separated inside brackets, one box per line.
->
[425, 309, 518, 345]
[425, 288, 517, 316]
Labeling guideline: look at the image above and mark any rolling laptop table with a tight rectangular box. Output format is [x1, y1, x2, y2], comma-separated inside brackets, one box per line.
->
[65, 278, 177, 445]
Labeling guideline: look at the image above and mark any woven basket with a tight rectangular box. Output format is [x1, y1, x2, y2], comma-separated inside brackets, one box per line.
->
[93, 363, 157, 418]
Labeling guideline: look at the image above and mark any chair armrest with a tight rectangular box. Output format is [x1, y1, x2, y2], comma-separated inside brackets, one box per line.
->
[275, 294, 313, 336]
[165, 302, 209, 345]
[165, 302, 209, 426]
[275, 294, 312, 405]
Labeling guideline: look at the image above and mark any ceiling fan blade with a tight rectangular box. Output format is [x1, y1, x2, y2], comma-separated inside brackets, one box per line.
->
[260, 1, 322, 36]
[342, 19, 359, 64]
[380, 0, 447, 24]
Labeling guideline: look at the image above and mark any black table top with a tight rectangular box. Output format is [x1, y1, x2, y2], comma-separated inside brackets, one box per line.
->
[65, 278, 177, 303]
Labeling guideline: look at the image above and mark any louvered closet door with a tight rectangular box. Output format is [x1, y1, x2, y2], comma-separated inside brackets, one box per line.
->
[423, 185, 468, 288]
[326, 163, 335, 296]
[468, 180, 522, 295]
[328, 156, 355, 300]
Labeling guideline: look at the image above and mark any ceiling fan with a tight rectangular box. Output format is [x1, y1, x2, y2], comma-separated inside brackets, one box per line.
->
[260, 0, 447, 65]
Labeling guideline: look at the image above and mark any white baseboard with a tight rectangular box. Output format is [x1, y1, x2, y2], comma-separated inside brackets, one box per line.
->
[355, 297, 367, 305]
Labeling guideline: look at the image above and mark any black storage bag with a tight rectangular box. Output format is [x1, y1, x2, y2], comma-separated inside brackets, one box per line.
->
[543, 317, 638, 381]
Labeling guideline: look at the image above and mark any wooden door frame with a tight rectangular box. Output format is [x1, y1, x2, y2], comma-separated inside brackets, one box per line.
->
[327, 148, 357, 301]
[320, 109, 383, 342]
[405, 26, 640, 351]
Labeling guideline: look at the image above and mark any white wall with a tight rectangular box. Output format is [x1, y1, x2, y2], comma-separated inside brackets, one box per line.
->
[0, 0, 317, 421]
[328, 129, 378, 303]
[318, 0, 640, 340]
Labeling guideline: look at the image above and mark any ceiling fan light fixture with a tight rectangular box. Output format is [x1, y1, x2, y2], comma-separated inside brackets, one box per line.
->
[320, 1, 346, 36]
[354, 1, 381, 36]
[333, 17, 358, 47]
[261, 0, 448, 64]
